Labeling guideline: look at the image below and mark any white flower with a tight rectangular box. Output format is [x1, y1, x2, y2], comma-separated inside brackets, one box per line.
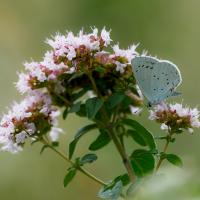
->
[48, 28, 107, 55]
[67, 46, 76, 60]
[0, 90, 61, 153]
[169, 104, 200, 128]
[115, 61, 127, 73]
[15, 72, 31, 94]
[161, 123, 168, 130]
[101, 28, 112, 46]
[24, 62, 47, 82]
[170, 103, 189, 117]
[130, 106, 142, 115]
[112, 44, 138, 63]
[91, 27, 98, 37]
[49, 127, 63, 141]
[46, 34, 68, 51]
[49, 110, 61, 126]
[15, 131, 27, 144]
[42, 51, 67, 72]
[1, 140, 22, 153]
[149, 102, 168, 120]
[25, 123, 36, 135]
[149, 102, 200, 133]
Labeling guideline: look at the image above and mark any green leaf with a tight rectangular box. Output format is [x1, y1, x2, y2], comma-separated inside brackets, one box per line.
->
[127, 129, 146, 146]
[107, 93, 125, 109]
[95, 66, 106, 73]
[68, 72, 84, 82]
[76, 104, 86, 117]
[63, 107, 69, 119]
[121, 96, 133, 108]
[40, 144, 49, 154]
[69, 124, 98, 159]
[71, 88, 88, 101]
[98, 174, 129, 200]
[63, 168, 77, 187]
[68, 101, 81, 113]
[130, 149, 155, 177]
[113, 174, 130, 186]
[121, 119, 156, 150]
[165, 154, 183, 168]
[80, 153, 98, 165]
[98, 181, 123, 200]
[85, 97, 104, 119]
[89, 129, 111, 151]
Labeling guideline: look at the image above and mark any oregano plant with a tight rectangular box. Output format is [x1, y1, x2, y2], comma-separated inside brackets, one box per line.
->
[0, 27, 199, 199]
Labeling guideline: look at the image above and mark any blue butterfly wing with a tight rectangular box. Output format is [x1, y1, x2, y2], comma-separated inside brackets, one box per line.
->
[152, 60, 182, 103]
[131, 56, 182, 104]
[132, 56, 161, 103]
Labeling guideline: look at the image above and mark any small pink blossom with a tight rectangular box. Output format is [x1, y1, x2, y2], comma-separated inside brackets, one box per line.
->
[101, 28, 112, 46]
[112, 44, 138, 63]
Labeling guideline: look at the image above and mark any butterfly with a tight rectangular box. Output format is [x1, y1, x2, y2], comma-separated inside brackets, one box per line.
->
[131, 56, 182, 106]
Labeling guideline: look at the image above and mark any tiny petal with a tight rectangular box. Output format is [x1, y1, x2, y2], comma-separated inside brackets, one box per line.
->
[130, 106, 142, 115]
[115, 61, 127, 73]
[16, 72, 31, 94]
[16, 131, 27, 144]
[161, 123, 168, 130]
[49, 127, 63, 141]
[101, 28, 112, 46]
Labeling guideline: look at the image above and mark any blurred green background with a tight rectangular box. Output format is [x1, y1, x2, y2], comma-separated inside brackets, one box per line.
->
[0, 0, 200, 199]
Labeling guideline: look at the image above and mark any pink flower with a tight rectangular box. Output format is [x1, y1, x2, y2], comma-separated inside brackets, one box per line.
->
[0, 90, 61, 153]
[149, 102, 200, 133]
[112, 44, 138, 63]
[101, 27, 112, 46]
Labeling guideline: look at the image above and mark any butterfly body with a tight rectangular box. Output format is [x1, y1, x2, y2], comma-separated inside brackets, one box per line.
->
[131, 56, 182, 105]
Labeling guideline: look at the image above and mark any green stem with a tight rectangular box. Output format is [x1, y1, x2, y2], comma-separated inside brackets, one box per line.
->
[48, 88, 71, 107]
[155, 136, 171, 172]
[41, 137, 106, 186]
[87, 71, 136, 182]
[107, 124, 136, 182]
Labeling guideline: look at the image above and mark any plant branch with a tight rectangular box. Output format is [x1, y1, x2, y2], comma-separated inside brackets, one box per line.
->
[155, 135, 171, 172]
[48, 87, 72, 107]
[86, 71, 136, 182]
[40, 137, 106, 186]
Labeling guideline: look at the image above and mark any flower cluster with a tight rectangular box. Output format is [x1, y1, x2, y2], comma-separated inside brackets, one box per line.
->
[0, 90, 61, 153]
[149, 103, 200, 133]
[16, 28, 138, 95]
[0, 28, 142, 153]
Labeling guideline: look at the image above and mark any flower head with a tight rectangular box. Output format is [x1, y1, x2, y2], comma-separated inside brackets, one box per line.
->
[0, 90, 61, 153]
[149, 102, 200, 133]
